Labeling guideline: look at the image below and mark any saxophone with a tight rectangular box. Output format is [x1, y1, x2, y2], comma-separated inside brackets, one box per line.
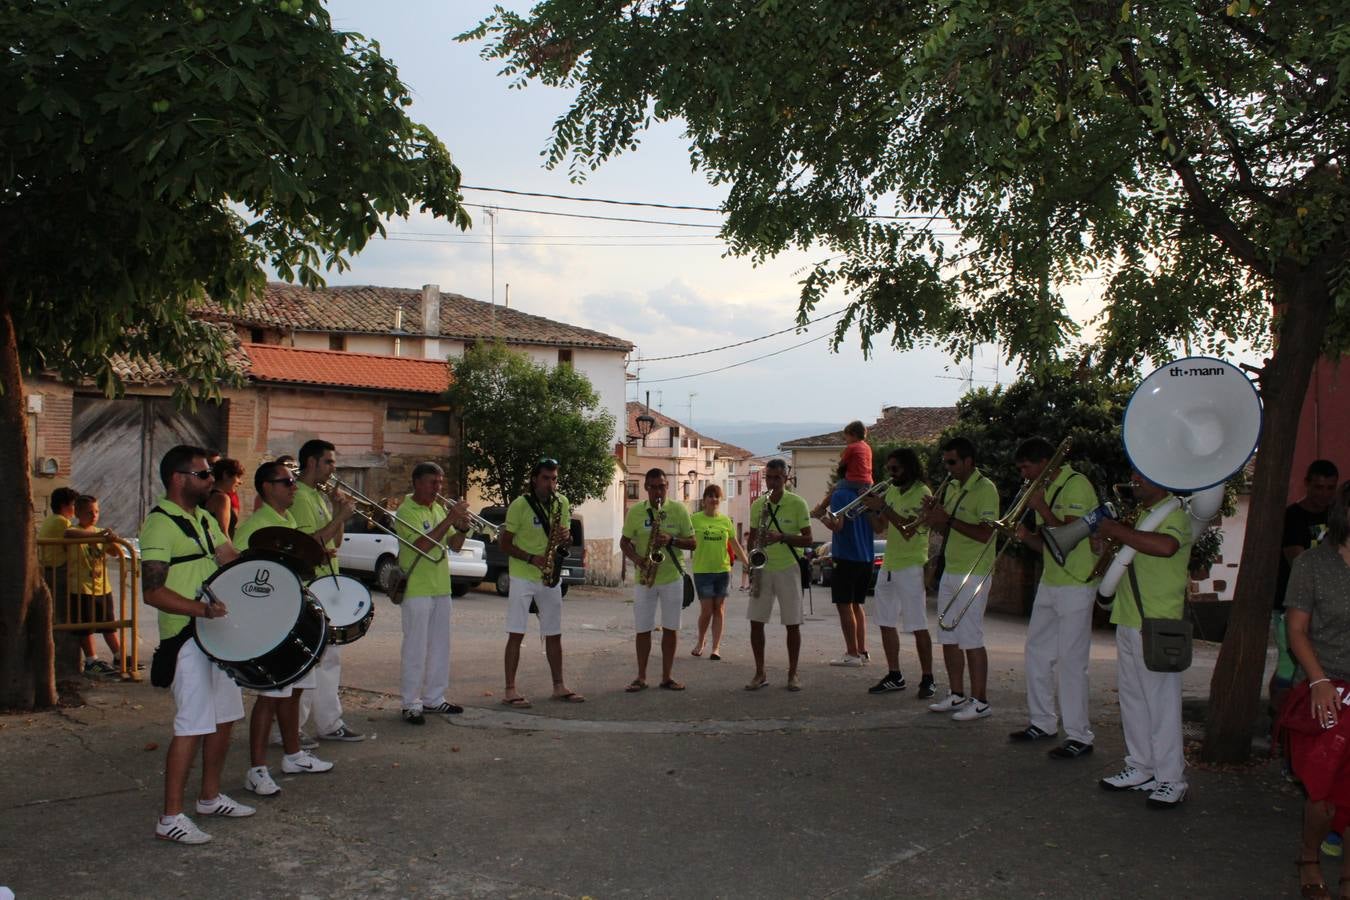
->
[539, 492, 570, 588]
[638, 500, 667, 588]
[747, 499, 771, 598]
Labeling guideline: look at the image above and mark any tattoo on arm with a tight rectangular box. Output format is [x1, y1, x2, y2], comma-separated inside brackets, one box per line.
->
[142, 561, 169, 594]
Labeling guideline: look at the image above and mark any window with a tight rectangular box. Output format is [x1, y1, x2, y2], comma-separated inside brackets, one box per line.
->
[386, 407, 451, 436]
[626, 481, 639, 500]
[558, 348, 573, 366]
[250, 328, 265, 343]
[329, 334, 347, 351]
[682, 481, 691, 500]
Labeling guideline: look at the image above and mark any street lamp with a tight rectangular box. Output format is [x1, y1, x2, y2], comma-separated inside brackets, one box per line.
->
[636, 390, 655, 445]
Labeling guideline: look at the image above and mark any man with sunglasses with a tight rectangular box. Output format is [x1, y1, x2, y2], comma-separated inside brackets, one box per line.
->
[500, 458, 585, 706]
[140, 445, 251, 845]
[236, 461, 334, 797]
[292, 439, 358, 743]
[921, 437, 1000, 721]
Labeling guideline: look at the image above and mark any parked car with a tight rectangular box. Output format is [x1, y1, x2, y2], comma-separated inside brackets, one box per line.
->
[473, 506, 586, 597]
[811, 540, 887, 594]
[338, 514, 488, 597]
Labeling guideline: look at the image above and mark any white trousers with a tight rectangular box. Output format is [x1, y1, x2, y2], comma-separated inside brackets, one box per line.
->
[401, 594, 452, 711]
[1024, 582, 1096, 744]
[297, 643, 344, 735]
[1116, 626, 1186, 785]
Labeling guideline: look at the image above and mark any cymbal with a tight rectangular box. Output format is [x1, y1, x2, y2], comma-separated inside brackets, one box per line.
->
[244, 526, 328, 570]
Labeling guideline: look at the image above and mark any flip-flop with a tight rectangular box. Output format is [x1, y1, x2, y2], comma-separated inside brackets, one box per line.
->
[659, 679, 686, 691]
[625, 679, 648, 693]
[551, 691, 586, 703]
[500, 696, 532, 708]
[690, 648, 704, 657]
[744, 677, 769, 691]
[709, 652, 722, 661]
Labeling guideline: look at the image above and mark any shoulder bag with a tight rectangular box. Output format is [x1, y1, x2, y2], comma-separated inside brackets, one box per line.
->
[1127, 563, 1192, 672]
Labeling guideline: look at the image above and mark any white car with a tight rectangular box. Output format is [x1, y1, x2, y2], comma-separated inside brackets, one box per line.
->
[338, 517, 487, 598]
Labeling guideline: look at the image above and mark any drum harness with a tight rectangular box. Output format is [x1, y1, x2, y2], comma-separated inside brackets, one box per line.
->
[147, 506, 217, 688]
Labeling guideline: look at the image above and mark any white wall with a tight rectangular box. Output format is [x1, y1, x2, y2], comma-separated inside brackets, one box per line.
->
[787, 445, 844, 542]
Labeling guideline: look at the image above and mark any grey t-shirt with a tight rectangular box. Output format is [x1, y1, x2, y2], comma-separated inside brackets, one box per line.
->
[1287, 541, 1350, 681]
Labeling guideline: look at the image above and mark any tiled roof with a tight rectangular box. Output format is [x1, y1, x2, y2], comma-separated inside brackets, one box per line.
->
[107, 325, 249, 384]
[780, 406, 959, 448]
[625, 401, 750, 457]
[243, 343, 451, 394]
[198, 283, 633, 352]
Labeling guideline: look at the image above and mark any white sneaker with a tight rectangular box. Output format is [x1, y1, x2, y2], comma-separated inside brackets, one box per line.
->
[952, 700, 992, 721]
[1099, 765, 1157, 792]
[245, 766, 281, 796]
[927, 692, 969, 713]
[829, 654, 864, 668]
[155, 813, 211, 844]
[195, 792, 256, 818]
[281, 750, 334, 774]
[1146, 781, 1188, 808]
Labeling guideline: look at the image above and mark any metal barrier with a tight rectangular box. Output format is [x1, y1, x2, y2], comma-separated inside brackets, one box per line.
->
[37, 535, 141, 681]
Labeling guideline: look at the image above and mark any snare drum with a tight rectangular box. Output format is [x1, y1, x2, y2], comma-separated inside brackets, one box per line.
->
[195, 557, 328, 690]
[308, 574, 374, 645]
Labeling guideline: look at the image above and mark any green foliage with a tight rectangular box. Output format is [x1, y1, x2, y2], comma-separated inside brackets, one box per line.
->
[464, 1, 1350, 368]
[446, 342, 617, 507]
[2, 0, 469, 400]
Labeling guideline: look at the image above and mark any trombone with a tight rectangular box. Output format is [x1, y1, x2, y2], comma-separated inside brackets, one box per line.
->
[822, 479, 897, 525]
[319, 475, 444, 564]
[435, 494, 500, 541]
[937, 437, 1072, 631]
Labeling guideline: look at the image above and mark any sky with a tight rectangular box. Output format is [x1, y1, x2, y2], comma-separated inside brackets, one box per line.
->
[315, 2, 1161, 428]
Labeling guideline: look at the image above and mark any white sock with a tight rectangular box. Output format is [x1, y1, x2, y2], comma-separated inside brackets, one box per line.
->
[283, 751, 304, 763]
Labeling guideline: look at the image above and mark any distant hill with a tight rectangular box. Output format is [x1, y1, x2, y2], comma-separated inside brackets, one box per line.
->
[693, 420, 840, 457]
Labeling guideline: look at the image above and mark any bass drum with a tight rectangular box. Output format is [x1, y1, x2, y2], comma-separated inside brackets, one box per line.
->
[308, 574, 374, 645]
[195, 557, 327, 690]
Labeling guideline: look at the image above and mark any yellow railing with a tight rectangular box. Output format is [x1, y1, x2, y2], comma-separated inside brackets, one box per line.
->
[37, 535, 141, 681]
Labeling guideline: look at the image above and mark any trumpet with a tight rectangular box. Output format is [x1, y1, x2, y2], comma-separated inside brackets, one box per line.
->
[434, 493, 500, 541]
[821, 479, 897, 524]
[938, 437, 1072, 631]
[319, 474, 444, 564]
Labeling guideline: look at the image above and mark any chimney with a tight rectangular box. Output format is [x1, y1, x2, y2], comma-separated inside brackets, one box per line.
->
[422, 284, 441, 360]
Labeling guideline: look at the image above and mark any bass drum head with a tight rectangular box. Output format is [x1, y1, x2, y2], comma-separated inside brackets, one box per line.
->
[308, 575, 373, 628]
[1123, 356, 1262, 493]
[196, 558, 304, 661]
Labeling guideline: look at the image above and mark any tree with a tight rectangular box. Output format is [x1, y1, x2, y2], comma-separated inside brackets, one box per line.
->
[446, 342, 617, 508]
[1, 0, 469, 709]
[465, 1, 1350, 761]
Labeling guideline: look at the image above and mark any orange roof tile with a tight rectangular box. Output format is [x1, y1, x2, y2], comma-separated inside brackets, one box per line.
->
[243, 343, 450, 395]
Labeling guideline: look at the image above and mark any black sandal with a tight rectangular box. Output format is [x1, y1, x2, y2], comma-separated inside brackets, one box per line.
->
[1297, 856, 1330, 899]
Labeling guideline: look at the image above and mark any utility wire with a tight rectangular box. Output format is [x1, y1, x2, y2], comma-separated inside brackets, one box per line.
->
[637, 333, 834, 384]
[633, 308, 846, 362]
[385, 237, 724, 247]
[460, 201, 720, 228]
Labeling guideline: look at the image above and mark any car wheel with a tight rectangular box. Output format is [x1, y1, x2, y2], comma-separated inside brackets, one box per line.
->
[375, 555, 401, 594]
[560, 584, 569, 598]
[451, 582, 469, 598]
[495, 570, 510, 596]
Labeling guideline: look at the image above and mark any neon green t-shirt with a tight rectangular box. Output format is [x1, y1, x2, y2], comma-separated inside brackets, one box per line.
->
[748, 491, 812, 573]
[37, 513, 71, 569]
[623, 501, 695, 586]
[1112, 496, 1192, 627]
[1036, 465, 1100, 587]
[690, 511, 736, 574]
[233, 504, 299, 552]
[291, 482, 339, 579]
[73, 534, 111, 596]
[880, 482, 931, 572]
[504, 493, 573, 582]
[394, 496, 453, 598]
[138, 499, 228, 639]
[941, 471, 1000, 577]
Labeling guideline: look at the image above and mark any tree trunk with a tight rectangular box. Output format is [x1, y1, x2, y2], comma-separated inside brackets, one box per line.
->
[1200, 273, 1331, 763]
[0, 295, 57, 710]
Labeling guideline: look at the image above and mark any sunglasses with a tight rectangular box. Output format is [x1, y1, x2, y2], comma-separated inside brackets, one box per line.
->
[177, 469, 213, 480]
[267, 477, 298, 487]
[538, 457, 559, 466]
[942, 458, 960, 467]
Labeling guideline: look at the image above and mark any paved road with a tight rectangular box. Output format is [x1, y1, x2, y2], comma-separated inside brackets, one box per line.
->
[0, 582, 1303, 898]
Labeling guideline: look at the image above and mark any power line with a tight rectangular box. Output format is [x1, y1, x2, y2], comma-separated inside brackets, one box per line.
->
[638, 333, 835, 384]
[461, 184, 945, 222]
[384, 237, 724, 247]
[633, 308, 846, 362]
[461, 201, 720, 228]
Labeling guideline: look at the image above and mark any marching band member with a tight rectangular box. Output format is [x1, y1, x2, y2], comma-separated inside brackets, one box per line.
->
[393, 462, 471, 724]
[140, 445, 251, 844]
[1009, 438, 1100, 759]
[863, 448, 935, 697]
[923, 437, 1000, 721]
[238, 461, 332, 798]
[620, 468, 696, 692]
[1095, 470, 1192, 808]
[499, 458, 585, 706]
[292, 440, 357, 743]
[744, 458, 813, 692]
